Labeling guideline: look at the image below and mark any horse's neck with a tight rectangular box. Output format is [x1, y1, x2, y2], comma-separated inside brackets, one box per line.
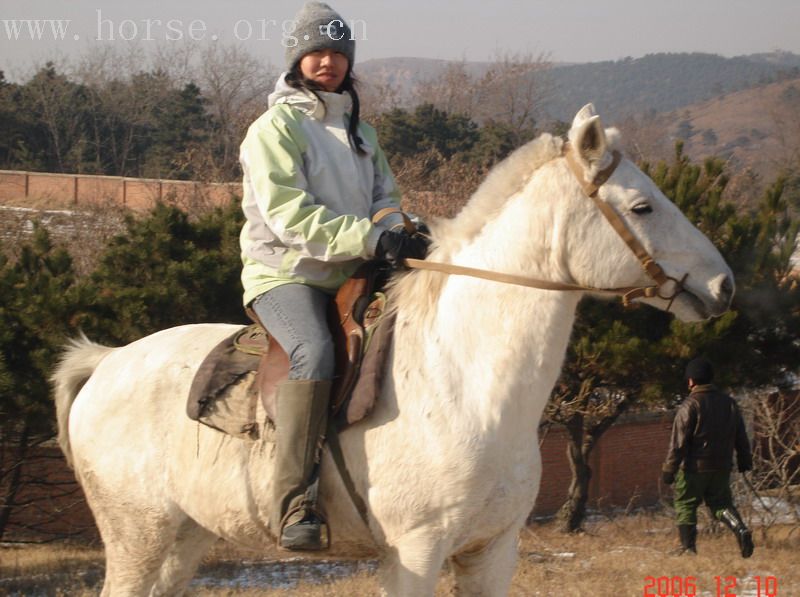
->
[394, 186, 581, 435]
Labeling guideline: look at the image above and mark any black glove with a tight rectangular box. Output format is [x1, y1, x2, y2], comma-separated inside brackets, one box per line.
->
[414, 221, 431, 237]
[662, 470, 675, 486]
[376, 230, 429, 268]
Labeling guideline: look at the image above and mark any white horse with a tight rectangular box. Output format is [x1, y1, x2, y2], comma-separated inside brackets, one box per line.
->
[52, 105, 733, 596]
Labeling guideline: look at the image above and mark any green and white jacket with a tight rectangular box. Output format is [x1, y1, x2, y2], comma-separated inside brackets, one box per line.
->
[239, 74, 403, 306]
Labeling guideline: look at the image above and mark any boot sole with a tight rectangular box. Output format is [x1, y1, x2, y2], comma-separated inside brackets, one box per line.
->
[280, 524, 326, 551]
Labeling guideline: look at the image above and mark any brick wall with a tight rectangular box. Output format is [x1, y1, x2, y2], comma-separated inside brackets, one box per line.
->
[533, 411, 673, 516]
[2, 444, 99, 542]
[0, 170, 240, 211]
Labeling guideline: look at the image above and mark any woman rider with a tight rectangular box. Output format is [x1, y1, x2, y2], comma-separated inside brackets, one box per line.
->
[239, 1, 427, 550]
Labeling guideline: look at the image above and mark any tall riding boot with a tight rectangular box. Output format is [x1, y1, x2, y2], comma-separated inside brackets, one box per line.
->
[718, 507, 754, 558]
[677, 524, 697, 554]
[271, 379, 331, 551]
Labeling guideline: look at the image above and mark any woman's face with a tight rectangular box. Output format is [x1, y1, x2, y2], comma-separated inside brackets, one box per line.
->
[299, 49, 349, 92]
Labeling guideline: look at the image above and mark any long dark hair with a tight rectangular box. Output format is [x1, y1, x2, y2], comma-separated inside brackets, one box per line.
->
[285, 66, 366, 156]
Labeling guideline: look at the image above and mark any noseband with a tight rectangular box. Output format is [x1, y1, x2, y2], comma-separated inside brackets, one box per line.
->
[394, 142, 688, 309]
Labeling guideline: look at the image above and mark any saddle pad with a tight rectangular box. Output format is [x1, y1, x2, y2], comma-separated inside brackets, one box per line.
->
[187, 326, 265, 440]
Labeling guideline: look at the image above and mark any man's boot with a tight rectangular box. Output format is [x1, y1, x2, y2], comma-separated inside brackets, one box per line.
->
[677, 524, 697, 554]
[718, 508, 754, 558]
[271, 379, 331, 551]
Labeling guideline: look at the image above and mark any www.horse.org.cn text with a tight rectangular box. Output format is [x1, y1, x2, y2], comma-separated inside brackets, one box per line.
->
[2, 11, 368, 45]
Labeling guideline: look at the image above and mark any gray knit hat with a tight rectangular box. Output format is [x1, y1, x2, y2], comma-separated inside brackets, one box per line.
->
[285, 2, 355, 72]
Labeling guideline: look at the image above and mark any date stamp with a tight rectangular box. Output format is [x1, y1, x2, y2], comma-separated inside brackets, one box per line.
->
[643, 575, 779, 597]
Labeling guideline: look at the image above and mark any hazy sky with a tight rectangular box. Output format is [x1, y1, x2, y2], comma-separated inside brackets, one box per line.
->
[2, 0, 799, 75]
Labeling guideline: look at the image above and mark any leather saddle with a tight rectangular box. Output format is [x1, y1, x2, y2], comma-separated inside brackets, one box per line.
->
[187, 262, 394, 439]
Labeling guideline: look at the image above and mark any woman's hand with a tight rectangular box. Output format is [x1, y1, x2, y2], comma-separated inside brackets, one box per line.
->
[376, 230, 429, 268]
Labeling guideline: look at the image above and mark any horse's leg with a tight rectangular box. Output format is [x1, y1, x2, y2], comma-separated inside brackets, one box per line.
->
[85, 483, 177, 596]
[97, 516, 173, 597]
[150, 517, 217, 596]
[378, 530, 448, 597]
[450, 526, 519, 597]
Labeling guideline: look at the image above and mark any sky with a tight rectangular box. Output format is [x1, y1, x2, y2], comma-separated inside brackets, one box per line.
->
[2, 0, 800, 76]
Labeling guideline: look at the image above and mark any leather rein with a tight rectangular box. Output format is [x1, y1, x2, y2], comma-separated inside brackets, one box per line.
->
[384, 143, 688, 309]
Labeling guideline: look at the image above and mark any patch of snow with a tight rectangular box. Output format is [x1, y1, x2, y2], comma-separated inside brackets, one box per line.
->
[190, 558, 378, 590]
[749, 495, 800, 524]
[0, 205, 78, 216]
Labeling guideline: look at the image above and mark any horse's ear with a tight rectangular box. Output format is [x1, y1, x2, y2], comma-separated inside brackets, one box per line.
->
[569, 105, 608, 165]
[572, 103, 597, 126]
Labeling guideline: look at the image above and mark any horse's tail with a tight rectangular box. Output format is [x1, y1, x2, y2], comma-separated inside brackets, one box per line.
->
[51, 334, 115, 468]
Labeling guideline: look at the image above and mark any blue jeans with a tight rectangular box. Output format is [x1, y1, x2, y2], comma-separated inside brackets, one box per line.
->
[252, 284, 335, 381]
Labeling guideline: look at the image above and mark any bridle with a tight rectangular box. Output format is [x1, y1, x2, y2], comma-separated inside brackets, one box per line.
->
[560, 142, 688, 308]
[378, 142, 689, 309]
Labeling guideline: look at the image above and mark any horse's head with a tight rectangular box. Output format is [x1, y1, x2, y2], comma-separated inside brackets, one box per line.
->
[561, 104, 733, 322]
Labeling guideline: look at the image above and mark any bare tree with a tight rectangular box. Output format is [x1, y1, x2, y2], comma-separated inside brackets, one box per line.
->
[74, 46, 173, 176]
[413, 60, 481, 117]
[22, 60, 89, 173]
[545, 378, 634, 533]
[473, 51, 552, 136]
[735, 387, 800, 540]
[192, 44, 277, 181]
[412, 52, 551, 135]
[359, 78, 404, 120]
[617, 109, 672, 165]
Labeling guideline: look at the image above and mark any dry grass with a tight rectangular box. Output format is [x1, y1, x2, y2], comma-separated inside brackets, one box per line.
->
[0, 542, 101, 575]
[0, 542, 105, 596]
[3, 513, 798, 596]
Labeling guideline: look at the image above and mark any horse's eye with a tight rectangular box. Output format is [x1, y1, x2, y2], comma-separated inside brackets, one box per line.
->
[632, 203, 653, 215]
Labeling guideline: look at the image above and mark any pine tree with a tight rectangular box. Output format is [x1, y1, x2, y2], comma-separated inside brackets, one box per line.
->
[142, 82, 213, 180]
[0, 226, 87, 539]
[83, 202, 246, 344]
[375, 103, 479, 161]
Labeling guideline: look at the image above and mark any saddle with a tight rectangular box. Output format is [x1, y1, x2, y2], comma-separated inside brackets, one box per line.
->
[186, 263, 394, 440]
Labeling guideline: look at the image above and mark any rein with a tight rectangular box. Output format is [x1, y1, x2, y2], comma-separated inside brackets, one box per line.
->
[386, 143, 688, 308]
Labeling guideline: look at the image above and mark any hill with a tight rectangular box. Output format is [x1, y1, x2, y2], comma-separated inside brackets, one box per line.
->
[358, 51, 800, 124]
[620, 77, 800, 188]
[542, 52, 799, 123]
[358, 52, 800, 191]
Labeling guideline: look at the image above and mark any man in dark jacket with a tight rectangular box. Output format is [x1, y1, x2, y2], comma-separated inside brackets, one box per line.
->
[661, 357, 754, 557]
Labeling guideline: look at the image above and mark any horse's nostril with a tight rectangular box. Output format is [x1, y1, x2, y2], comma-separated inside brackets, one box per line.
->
[719, 275, 734, 305]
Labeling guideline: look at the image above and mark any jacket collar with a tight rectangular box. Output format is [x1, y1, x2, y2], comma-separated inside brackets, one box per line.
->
[690, 383, 716, 395]
[268, 72, 352, 122]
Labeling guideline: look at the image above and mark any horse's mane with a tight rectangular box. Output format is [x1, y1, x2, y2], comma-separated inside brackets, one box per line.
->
[389, 133, 564, 323]
[435, 133, 563, 251]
